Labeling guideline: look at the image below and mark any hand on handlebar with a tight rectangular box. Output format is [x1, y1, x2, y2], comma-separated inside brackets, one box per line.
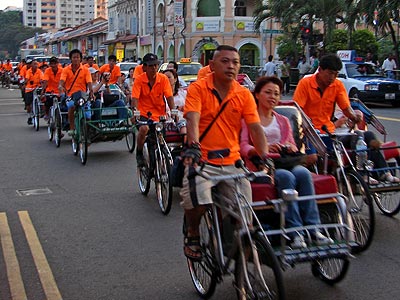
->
[183, 143, 202, 166]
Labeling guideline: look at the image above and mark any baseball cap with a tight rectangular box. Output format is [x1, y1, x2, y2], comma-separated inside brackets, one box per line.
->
[143, 53, 159, 66]
[88, 67, 98, 74]
[26, 59, 33, 64]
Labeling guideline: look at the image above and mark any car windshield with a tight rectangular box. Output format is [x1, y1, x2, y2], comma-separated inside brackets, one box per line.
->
[177, 64, 202, 76]
[120, 63, 136, 71]
[346, 63, 379, 78]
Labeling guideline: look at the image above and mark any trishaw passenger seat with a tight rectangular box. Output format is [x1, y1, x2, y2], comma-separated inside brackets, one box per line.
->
[274, 105, 304, 152]
[382, 141, 400, 160]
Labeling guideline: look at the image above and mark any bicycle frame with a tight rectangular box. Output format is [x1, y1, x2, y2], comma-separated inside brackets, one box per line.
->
[196, 167, 273, 289]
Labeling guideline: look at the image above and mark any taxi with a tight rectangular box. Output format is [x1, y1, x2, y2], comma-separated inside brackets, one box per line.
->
[158, 58, 202, 85]
[337, 50, 400, 107]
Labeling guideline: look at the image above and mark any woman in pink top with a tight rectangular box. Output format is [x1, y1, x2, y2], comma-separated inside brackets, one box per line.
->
[240, 76, 333, 249]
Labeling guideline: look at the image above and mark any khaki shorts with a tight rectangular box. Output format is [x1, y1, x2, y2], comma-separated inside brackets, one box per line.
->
[180, 164, 252, 210]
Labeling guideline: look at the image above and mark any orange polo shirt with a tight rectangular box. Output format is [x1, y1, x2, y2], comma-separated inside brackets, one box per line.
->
[60, 64, 92, 96]
[19, 65, 28, 79]
[3, 62, 13, 72]
[184, 73, 260, 165]
[132, 72, 173, 120]
[99, 64, 121, 84]
[293, 74, 350, 133]
[84, 63, 100, 70]
[25, 69, 43, 92]
[132, 64, 144, 79]
[43, 67, 63, 95]
[196, 65, 212, 80]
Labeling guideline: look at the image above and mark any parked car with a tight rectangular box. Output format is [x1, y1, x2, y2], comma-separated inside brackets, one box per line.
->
[117, 62, 138, 77]
[158, 58, 202, 85]
[337, 50, 400, 107]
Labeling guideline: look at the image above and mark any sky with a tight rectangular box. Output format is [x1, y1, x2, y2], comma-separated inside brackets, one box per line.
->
[0, 0, 23, 10]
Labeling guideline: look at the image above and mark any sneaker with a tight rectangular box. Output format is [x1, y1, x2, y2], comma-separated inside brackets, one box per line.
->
[67, 130, 75, 136]
[311, 232, 334, 246]
[27, 117, 32, 125]
[136, 153, 146, 168]
[290, 234, 307, 249]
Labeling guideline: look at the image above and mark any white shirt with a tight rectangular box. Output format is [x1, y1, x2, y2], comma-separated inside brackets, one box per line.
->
[262, 116, 281, 144]
[382, 58, 396, 71]
[263, 62, 276, 76]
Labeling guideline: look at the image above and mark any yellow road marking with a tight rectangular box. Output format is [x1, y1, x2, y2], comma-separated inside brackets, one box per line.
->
[376, 115, 400, 122]
[18, 211, 62, 300]
[0, 212, 27, 300]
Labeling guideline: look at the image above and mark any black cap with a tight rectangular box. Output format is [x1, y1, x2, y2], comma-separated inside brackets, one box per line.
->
[143, 53, 159, 66]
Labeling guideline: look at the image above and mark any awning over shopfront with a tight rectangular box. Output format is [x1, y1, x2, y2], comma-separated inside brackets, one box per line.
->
[103, 34, 137, 45]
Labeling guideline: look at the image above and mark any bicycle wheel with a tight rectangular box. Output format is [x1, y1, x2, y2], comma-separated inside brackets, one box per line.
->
[154, 147, 173, 215]
[125, 120, 135, 153]
[234, 231, 285, 300]
[137, 143, 151, 195]
[54, 108, 62, 147]
[186, 210, 218, 299]
[33, 98, 40, 131]
[47, 107, 54, 141]
[312, 202, 350, 284]
[79, 116, 88, 165]
[373, 191, 400, 217]
[339, 169, 375, 253]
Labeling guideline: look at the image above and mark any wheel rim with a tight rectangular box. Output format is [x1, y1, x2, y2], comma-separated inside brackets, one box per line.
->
[55, 112, 62, 147]
[187, 211, 217, 298]
[47, 123, 53, 141]
[155, 150, 171, 214]
[312, 258, 349, 284]
[235, 232, 284, 300]
[374, 192, 400, 216]
[126, 130, 135, 153]
[341, 171, 375, 252]
[79, 119, 87, 164]
[137, 166, 150, 194]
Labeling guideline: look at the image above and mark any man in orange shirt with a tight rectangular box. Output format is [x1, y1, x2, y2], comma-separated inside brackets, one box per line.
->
[41, 56, 63, 120]
[132, 63, 144, 80]
[3, 59, 13, 72]
[58, 49, 93, 135]
[25, 60, 43, 125]
[85, 56, 99, 70]
[180, 45, 269, 260]
[196, 64, 212, 80]
[19, 59, 32, 99]
[293, 54, 361, 133]
[99, 54, 121, 84]
[131, 53, 174, 167]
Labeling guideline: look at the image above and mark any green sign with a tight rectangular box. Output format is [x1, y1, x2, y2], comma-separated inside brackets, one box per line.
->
[262, 29, 284, 34]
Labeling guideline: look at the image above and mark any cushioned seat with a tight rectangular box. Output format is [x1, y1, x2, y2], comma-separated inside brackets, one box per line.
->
[251, 173, 338, 203]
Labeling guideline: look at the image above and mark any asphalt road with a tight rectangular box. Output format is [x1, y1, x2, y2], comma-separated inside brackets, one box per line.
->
[1, 87, 400, 300]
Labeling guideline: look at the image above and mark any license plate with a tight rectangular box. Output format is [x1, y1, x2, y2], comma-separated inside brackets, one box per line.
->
[101, 108, 117, 116]
[385, 93, 395, 100]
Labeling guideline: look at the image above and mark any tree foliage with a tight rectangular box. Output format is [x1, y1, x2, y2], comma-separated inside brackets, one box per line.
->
[0, 11, 45, 59]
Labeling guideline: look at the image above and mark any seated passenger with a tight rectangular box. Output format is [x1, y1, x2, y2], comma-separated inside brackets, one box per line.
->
[90, 68, 127, 123]
[334, 105, 400, 183]
[162, 68, 187, 138]
[240, 76, 333, 248]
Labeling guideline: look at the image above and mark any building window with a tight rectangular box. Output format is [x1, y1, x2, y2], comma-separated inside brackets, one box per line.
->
[197, 0, 220, 17]
[234, 1, 246, 16]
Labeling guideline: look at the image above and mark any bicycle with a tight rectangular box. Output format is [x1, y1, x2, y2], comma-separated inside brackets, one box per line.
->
[184, 160, 285, 300]
[32, 87, 45, 131]
[47, 93, 67, 146]
[135, 111, 174, 215]
[319, 126, 375, 254]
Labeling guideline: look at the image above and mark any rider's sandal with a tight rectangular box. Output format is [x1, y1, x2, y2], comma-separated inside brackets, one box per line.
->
[364, 176, 379, 185]
[381, 173, 400, 183]
[184, 236, 202, 261]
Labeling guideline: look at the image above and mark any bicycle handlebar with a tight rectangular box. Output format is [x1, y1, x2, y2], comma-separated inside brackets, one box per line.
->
[194, 160, 272, 184]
